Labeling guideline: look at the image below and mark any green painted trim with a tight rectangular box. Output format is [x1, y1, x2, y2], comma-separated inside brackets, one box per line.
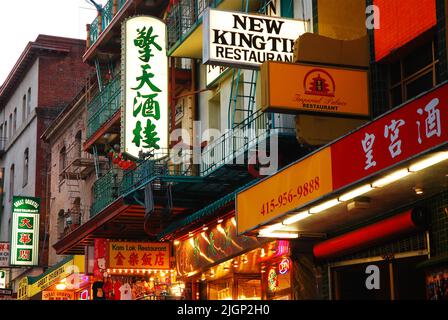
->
[27, 255, 74, 285]
[281, 0, 294, 18]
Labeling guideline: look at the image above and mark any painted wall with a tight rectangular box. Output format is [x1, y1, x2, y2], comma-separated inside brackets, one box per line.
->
[317, 0, 367, 40]
[0, 59, 39, 242]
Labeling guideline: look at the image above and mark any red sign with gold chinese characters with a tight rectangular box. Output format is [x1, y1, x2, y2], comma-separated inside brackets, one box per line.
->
[237, 82, 448, 233]
[108, 241, 170, 270]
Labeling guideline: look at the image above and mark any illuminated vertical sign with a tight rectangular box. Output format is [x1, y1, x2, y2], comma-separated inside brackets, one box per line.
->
[10, 196, 40, 266]
[122, 16, 168, 159]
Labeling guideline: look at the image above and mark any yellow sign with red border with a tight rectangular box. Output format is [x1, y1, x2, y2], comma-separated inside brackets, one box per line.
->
[108, 242, 170, 270]
[261, 61, 370, 117]
[237, 147, 333, 234]
[42, 291, 74, 300]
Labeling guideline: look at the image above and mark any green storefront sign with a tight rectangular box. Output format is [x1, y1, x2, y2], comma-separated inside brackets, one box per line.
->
[10, 196, 40, 266]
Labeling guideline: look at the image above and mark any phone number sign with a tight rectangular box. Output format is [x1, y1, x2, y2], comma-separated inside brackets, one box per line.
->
[237, 147, 333, 234]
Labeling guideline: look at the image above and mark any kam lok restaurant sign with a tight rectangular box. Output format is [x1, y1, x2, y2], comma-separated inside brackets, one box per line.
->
[122, 16, 168, 159]
[203, 8, 306, 68]
[237, 82, 448, 234]
[260, 61, 370, 116]
[10, 196, 40, 266]
[108, 241, 170, 270]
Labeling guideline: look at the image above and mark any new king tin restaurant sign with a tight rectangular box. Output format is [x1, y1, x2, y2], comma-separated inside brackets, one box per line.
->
[203, 8, 307, 68]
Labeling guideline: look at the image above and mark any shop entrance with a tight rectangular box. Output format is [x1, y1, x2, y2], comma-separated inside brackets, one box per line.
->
[331, 255, 427, 300]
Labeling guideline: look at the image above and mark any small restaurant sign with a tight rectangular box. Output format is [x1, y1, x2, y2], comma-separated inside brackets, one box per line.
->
[108, 241, 170, 270]
[260, 61, 370, 117]
[10, 196, 40, 266]
[42, 291, 74, 300]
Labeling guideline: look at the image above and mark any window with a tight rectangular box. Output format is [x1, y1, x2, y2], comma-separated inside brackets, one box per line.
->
[23, 148, 29, 187]
[59, 146, 66, 175]
[9, 164, 14, 202]
[389, 40, 439, 107]
[22, 95, 26, 123]
[4, 121, 7, 140]
[75, 131, 82, 158]
[27, 88, 31, 115]
[8, 114, 12, 139]
[13, 108, 17, 133]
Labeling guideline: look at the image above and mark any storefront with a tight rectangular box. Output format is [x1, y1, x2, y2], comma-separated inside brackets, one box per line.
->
[174, 215, 295, 300]
[92, 239, 184, 300]
[17, 255, 89, 300]
[236, 82, 448, 300]
[314, 208, 429, 300]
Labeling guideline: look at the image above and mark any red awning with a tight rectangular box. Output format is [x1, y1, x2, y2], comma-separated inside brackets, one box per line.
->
[313, 208, 426, 260]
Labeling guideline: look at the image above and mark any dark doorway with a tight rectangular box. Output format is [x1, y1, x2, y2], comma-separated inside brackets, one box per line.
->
[332, 256, 427, 300]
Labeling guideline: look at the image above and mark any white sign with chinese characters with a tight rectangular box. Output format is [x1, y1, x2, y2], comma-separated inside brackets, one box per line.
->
[203, 8, 307, 68]
[122, 16, 168, 159]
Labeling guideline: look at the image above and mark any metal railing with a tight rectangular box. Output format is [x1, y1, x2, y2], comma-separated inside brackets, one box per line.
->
[120, 149, 194, 195]
[90, 168, 122, 218]
[89, 15, 100, 47]
[87, 72, 121, 139]
[102, 0, 115, 30]
[89, 109, 295, 215]
[167, 0, 223, 49]
[201, 110, 296, 175]
[88, 0, 128, 47]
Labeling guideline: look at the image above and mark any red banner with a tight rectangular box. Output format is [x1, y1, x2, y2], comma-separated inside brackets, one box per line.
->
[332, 83, 448, 190]
[94, 239, 108, 279]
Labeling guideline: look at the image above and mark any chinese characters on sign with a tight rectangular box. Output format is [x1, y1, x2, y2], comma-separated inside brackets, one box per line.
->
[237, 83, 448, 233]
[123, 16, 168, 159]
[332, 84, 448, 189]
[108, 242, 170, 270]
[359, 100, 442, 171]
[10, 196, 40, 266]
